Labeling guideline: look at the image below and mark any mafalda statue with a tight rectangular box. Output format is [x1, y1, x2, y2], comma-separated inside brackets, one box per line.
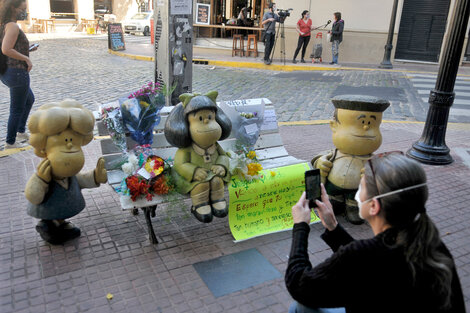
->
[312, 95, 390, 224]
[164, 91, 232, 223]
[25, 100, 108, 244]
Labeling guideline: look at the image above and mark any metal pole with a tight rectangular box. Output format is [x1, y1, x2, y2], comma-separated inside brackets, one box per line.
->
[407, 0, 470, 165]
[379, 0, 399, 69]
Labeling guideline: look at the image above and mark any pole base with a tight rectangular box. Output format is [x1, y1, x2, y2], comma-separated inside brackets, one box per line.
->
[379, 61, 393, 69]
[406, 141, 453, 165]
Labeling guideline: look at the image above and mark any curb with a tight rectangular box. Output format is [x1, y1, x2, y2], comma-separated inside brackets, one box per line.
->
[108, 49, 336, 71]
[108, 49, 470, 75]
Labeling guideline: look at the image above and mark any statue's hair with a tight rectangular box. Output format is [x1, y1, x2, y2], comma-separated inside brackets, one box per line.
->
[164, 93, 232, 148]
[28, 99, 95, 157]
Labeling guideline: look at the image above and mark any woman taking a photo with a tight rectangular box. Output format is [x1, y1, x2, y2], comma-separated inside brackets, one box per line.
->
[293, 10, 314, 64]
[0, 0, 36, 149]
[286, 152, 465, 313]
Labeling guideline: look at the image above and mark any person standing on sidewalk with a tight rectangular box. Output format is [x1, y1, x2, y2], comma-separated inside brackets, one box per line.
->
[262, 3, 280, 65]
[286, 153, 465, 313]
[328, 12, 343, 65]
[293, 10, 314, 64]
[0, 0, 36, 149]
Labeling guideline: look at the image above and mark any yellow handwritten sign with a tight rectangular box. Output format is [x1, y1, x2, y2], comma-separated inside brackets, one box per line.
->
[228, 163, 320, 241]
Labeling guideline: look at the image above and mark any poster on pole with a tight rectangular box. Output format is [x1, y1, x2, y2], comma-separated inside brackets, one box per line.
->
[171, 0, 192, 15]
[228, 162, 320, 242]
[196, 3, 210, 25]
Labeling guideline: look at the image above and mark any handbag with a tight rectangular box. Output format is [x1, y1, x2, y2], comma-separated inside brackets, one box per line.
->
[327, 33, 332, 42]
[260, 30, 266, 42]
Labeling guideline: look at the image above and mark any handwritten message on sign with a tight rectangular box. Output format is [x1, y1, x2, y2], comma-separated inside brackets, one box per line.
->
[108, 23, 126, 51]
[228, 163, 320, 241]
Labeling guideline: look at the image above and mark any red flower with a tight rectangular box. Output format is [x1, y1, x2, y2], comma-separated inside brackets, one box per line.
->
[152, 176, 169, 195]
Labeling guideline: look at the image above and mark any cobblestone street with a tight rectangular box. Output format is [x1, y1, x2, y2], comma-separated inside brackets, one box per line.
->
[0, 37, 455, 148]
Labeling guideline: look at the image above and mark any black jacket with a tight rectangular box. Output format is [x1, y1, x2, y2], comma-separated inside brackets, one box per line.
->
[285, 223, 466, 313]
[331, 19, 344, 42]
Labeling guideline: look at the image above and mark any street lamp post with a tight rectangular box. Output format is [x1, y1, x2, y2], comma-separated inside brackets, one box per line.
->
[407, 0, 470, 165]
[379, 0, 399, 69]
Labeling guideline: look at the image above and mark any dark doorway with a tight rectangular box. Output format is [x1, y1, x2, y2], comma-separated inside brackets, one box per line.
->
[49, 0, 75, 19]
[395, 0, 450, 62]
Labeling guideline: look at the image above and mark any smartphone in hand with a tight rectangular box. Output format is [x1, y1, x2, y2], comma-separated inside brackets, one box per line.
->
[29, 43, 39, 51]
[305, 169, 321, 208]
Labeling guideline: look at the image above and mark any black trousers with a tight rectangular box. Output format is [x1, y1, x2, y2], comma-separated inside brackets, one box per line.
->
[293, 35, 311, 60]
[264, 32, 275, 61]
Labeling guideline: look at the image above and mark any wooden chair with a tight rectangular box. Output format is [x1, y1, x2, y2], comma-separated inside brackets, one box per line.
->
[31, 18, 44, 33]
[246, 34, 258, 57]
[232, 34, 245, 57]
[44, 19, 56, 33]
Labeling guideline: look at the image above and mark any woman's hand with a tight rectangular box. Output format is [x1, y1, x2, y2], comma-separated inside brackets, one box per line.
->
[292, 192, 311, 224]
[313, 183, 337, 231]
[25, 57, 33, 72]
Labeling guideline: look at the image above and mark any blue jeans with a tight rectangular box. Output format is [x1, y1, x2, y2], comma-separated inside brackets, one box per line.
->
[0, 67, 35, 144]
[288, 301, 346, 313]
[331, 40, 340, 64]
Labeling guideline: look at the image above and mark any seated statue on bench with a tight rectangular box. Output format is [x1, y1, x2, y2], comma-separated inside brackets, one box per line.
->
[24, 100, 108, 244]
[164, 91, 232, 223]
[312, 95, 389, 224]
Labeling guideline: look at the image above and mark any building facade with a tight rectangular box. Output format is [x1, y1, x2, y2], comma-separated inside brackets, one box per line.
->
[193, 0, 470, 64]
[24, 0, 153, 26]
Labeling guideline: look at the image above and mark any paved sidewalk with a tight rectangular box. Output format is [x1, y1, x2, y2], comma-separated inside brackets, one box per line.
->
[0, 121, 469, 313]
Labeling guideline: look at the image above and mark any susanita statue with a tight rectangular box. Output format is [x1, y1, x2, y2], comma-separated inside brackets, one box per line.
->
[25, 100, 108, 244]
[164, 91, 232, 223]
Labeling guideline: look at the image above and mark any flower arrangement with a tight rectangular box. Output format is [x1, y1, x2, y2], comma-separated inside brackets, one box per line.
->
[120, 82, 166, 146]
[119, 154, 174, 202]
[240, 112, 258, 119]
[229, 149, 264, 181]
[101, 104, 127, 152]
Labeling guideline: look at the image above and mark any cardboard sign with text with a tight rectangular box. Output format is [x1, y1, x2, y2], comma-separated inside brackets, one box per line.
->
[228, 163, 320, 241]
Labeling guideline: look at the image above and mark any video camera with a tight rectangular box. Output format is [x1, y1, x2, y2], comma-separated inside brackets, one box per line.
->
[277, 8, 293, 23]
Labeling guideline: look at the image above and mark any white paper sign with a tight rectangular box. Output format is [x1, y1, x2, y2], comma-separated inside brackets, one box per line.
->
[261, 109, 278, 131]
[171, 0, 192, 15]
[244, 123, 258, 134]
[137, 168, 151, 180]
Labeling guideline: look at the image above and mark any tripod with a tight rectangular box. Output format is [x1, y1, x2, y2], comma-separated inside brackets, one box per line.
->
[270, 20, 286, 65]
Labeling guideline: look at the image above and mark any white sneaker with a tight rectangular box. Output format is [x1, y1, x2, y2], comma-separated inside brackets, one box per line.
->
[4, 142, 28, 150]
[16, 132, 30, 141]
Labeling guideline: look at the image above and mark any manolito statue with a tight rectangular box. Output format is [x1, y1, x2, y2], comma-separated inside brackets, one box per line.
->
[312, 95, 390, 224]
[164, 91, 232, 223]
[25, 100, 108, 244]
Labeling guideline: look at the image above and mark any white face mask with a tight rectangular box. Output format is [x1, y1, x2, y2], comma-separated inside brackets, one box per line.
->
[354, 182, 427, 220]
[354, 184, 368, 220]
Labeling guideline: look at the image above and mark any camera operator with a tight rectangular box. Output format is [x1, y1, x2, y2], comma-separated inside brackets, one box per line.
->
[261, 3, 280, 65]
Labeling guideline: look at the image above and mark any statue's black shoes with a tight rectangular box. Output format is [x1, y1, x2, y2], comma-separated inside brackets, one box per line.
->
[211, 199, 228, 218]
[191, 202, 213, 223]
